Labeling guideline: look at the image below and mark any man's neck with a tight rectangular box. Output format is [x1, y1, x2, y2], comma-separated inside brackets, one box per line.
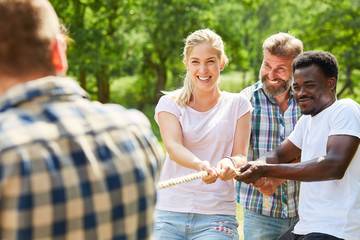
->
[0, 72, 50, 97]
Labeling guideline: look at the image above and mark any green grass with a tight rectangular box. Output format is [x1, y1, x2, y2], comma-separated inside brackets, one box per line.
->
[237, 203, 244, 240]
[219, 71, 254, 93]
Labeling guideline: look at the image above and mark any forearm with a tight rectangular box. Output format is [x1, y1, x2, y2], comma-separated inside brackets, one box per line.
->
[165, 143, 205, 171]
[262, 156, 343, 182]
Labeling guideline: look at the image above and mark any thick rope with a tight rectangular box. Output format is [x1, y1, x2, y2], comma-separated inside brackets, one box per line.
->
[156, 169, 271, 210]
[157, 169, 241, 189]
[157, 171, 209, 189]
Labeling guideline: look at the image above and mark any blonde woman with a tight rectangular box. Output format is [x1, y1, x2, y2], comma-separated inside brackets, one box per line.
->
[154, 29, 252, 239]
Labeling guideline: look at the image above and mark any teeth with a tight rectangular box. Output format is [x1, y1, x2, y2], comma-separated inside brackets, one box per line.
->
[199, 77, 210, 81]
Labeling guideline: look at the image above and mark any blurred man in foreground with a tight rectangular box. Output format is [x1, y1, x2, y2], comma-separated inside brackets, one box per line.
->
[0, 0, 164, 239]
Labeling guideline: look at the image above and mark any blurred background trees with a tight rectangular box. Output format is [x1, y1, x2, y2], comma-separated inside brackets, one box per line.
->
[50, 0, 360, 127]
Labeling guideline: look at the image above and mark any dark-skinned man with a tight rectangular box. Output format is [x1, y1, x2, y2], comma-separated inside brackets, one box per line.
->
[236, 50, 360, 240]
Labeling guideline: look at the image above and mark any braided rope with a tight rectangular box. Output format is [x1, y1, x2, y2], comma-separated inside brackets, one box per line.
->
[157, 171, 209, 189]
[157, 169, 241, 189]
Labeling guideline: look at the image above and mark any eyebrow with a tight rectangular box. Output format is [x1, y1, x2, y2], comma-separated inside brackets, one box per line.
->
[263, 61, 289, 67]
[190, 56, 217, 60]
[293, 79, 317, 85]
[303, 80, 317, 83]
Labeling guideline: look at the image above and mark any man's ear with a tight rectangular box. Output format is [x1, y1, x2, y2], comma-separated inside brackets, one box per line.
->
[328, 77, 336, 91]
[51, 36, 68, 75]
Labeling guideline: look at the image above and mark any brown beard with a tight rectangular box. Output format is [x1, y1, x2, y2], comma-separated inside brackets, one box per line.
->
[261, 76, 292, 98]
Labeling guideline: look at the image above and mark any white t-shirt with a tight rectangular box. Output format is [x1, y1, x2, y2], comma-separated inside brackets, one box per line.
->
[288, 99, 360, 240]
[154, 92, 252, 215]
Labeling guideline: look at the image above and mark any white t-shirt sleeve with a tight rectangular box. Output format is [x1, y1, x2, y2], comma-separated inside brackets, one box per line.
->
[154, 95, 180, 124]
[329, 99, 360, 138]
[236, 94, 253, 120]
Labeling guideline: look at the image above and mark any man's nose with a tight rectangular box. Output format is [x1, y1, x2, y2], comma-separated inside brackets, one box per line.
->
[297, 87, 307, 97]
[268, 69, 277, 80]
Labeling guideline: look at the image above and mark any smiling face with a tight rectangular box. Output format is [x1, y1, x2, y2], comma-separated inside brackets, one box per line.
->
[293, 64, 336, 116]
[185, 42, 225, 93]
[260, 51, 294, 98]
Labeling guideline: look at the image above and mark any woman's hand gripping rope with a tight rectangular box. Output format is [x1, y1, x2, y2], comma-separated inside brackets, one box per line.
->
[157, 171, 209, 189]
[156, 167, 240, 189]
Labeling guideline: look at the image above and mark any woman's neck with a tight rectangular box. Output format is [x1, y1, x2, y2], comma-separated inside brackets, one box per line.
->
[188, 89, 222, 112]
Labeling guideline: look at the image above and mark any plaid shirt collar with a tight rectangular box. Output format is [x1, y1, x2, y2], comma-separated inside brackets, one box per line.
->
[0, 76, 88, 113]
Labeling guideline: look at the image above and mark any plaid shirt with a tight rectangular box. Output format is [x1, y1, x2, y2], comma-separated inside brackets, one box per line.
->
[0, 77, 164, 240]
[236, 81, 301, 218]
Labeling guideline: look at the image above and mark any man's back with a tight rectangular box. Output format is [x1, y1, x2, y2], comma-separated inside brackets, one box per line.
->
[0, 77, 164, 240]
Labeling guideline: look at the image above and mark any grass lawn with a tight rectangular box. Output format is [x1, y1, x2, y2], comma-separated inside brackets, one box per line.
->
[236, 203, 244, 240]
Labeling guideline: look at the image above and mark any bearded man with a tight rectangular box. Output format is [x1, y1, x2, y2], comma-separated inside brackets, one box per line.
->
[236, 33, 303, 240]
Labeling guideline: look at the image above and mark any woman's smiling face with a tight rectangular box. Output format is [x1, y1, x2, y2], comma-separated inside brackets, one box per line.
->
[185, 42, 224, 93]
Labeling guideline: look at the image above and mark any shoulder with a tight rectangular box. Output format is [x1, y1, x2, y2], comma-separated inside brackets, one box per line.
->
[328, 99, 360, 124]
[221, 92, 252, 117]
[101, 103, 152, 128]
[240, 81, 262, 100]
[326, 99, 360, 138]
[328, 99, 360, 117]
[222, 91, 250, 105]
[156, 94, 182, 112]
[158, 94, 177, 105]
[336, 98, 360, 111]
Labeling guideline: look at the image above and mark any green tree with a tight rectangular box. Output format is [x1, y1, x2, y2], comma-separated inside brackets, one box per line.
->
[51, 0, 140, 102]
[134, 0, 216, 109]
[297, 0, 360, 100]
[213, 0, 307, 83]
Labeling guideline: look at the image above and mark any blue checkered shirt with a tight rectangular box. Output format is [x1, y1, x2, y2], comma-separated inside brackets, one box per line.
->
[236, 81, 301, 218]
[0, 76, 164, 239]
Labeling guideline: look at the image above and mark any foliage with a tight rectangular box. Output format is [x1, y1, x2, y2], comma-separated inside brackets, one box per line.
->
[134, 0, 217, 109]
[297, 0, 360, 99]
[49, 0, 359, 106]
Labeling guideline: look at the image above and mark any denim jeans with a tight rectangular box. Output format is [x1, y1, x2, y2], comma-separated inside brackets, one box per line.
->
[279, 224, 344, 240]
[243, 209, 299, 240]
[154, 209, 239, 240]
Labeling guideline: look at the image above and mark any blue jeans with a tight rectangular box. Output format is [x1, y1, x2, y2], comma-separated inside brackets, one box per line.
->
[279, 224, 344, 240]
[154, 209, 239, 240]
[243, 209, 299, 240]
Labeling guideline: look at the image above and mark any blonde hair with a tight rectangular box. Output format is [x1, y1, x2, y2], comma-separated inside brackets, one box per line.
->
[262, 32, 303, 59]
[165, 29, 228, 106]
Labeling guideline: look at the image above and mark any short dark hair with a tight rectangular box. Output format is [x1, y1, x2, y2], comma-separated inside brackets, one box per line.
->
[292, 50, 339, 80]
[0, 0, 60, 76]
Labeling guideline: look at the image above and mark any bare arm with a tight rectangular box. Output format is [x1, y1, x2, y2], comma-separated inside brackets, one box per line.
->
[158, 111, 219, 183]
[218, 111, 251, 181]
[259, 139, 302, 164]
[236, 135, 359, 184]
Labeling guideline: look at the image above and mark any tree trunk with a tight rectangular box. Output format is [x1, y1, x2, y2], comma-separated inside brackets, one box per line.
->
[79, 67, 87, 90]
[96, 65, 110, 103]
[337, 66, 353, 98]
[155, 64, 167, 103]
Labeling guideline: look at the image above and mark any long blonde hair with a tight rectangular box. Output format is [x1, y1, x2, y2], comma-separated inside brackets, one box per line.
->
[165, 29, 228, 106]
